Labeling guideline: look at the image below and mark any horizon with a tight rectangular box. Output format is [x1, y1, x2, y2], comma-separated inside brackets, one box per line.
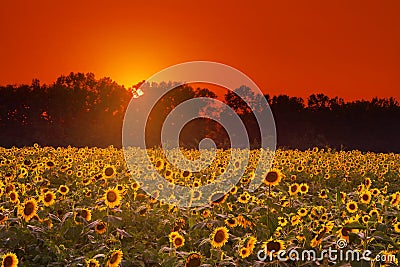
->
[1, 1, 399, 101]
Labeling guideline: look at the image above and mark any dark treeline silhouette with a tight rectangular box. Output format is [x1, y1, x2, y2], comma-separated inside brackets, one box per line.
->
[0, 72, 399, 152]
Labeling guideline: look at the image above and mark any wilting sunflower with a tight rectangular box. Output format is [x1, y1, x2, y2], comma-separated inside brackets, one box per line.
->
[19, 198, 38, 222]
[210, 226, 229, 248]
[86, 258, 100, 267]
[359, 191, 372, 204]
[263, 238, 285, 256]
[263, 169, 282, 186]
[346, 201, 358, 213]
[58, 185, 69, 195]
[104, 188, 121, 208]
[299, 183, 309, 194]
[1, 252, 18, 267]
[107, 250, 123, 267]
[103, 165, 116, 178]
[95, 221, 107, 234]
[184, 252, 201, 267]
[288, 183, 299, 196]
[42, 191, 56, 206]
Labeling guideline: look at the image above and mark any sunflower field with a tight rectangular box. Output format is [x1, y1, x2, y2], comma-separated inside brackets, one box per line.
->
[0, 145, 399, 266]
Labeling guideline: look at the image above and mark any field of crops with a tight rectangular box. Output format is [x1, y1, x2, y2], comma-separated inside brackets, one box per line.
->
[0, 145, 399, 267]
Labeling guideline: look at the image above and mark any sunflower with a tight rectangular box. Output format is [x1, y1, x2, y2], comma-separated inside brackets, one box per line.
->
[337, 218, 359, 242]
[288, 183, 299, 196]
[58, 185, 69, 195]
[278, 216, 288, 227]
[364, 177, 372, 188]
[263, 238, 285, 256]
[104, 188, 121, 208]
[171, 233, 185, 249]
[238, 192, 250, 204]
[362, 215, 370, 224]
[86, 258, 100, 267]
[210, 226, 229, 248]
[299, 183, 309, 194]
[318, 189, 328, 199]
[209, 192, 228, 205]
[168, 231, 179, 242]
[1, 252, 18, 267]
[239, 247, 251, 258]
[184, 252, 201, 267]
[297, 208, 308, 217]
[346, 201, 358, 213]
[95, 221, 107, 234]
[359, 191, 371, 204]
[19, 198, 38, 222]
[394, 222, 400, 233]
[369, 208, 380, 217]
[107, 250, 123, 267]
[191, 190, 202, 201]
[263, 169, 282, 186]
[103, 165, 116, 178]
[9, 191, 19, 203]
[0, 213, 8, 224]
[42, 191, 56, 206]
[225, 217, 237, 228]
[371, 188, 380, 197]
[75, 208, 92, 223]
[340, 192, 347, 204]
[291, 215, 301, 226]
[246, 236, 257, 250]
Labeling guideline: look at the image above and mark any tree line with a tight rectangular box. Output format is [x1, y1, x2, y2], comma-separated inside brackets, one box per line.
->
[0, 72, 399, 152]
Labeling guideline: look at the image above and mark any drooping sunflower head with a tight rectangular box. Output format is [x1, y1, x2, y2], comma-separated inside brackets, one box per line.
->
[86, 258, 100, 267]
[184, 252, 201, 267]
[95, 221, 107, 234]
[263, 238, 285, 256]
[210, 226, 229, 248]
[289, 183, 299, 196]
[209, 192, 228, 205]
[107, 250, 123, 267]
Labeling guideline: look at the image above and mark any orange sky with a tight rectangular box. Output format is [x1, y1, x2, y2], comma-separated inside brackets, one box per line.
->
[0, 1, 399, 101]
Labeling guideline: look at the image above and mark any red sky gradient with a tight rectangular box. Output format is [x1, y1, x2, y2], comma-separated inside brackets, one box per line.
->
[0, 1, 399, 101]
